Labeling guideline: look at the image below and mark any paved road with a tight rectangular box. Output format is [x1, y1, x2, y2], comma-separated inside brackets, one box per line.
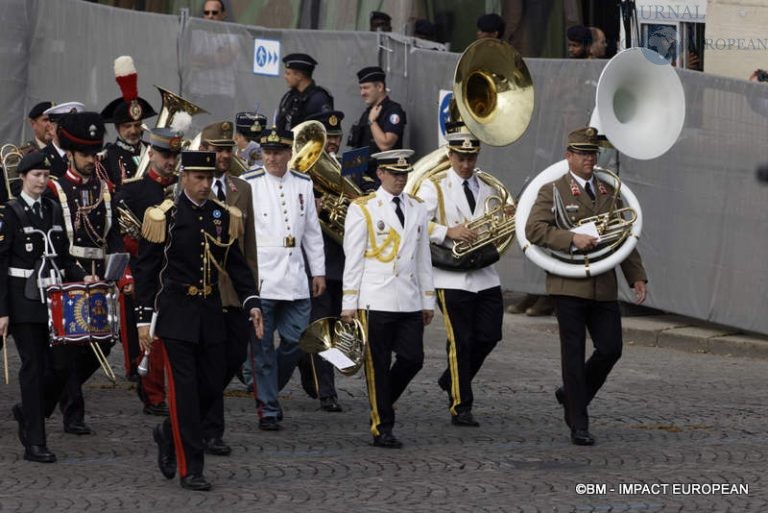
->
[1, 314, 765, 512]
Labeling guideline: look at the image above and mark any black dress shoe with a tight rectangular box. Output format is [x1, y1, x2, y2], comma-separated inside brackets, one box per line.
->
[24, 445, 57, 463]
[204, 437, 232, 456]
[570, 429, 595, 446]
[451, 411, 480, 427]
[12, 403, 27, 447]
[180, 474, 212, 491]
[555, 387, 571, 428]
[153, 425, 176, 479]
[143, 402, 169, 416]
[258, 417, 281, 431]
[64, 422, 92, 435]
[372, 432, 403, 449]
[319, 396, 343, 412]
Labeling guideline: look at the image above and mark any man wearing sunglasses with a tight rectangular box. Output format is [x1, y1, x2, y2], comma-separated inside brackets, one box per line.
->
[202, 0, 226, 21]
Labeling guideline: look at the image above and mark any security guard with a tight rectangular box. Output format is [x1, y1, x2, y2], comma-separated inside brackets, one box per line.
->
[341, 149, 435, 448]
[114, 127, 183, 415]
[234, 112, 266, 169]
[49, 111, 126, 436]
[275, 53, 334, 132]
[197, 121, 260, 455]
[134, 150, 263, 491]
[1, 152, 87, 463]
[347, 66, 406, 190]
[296, 109, 345, 412]
[417, 131, 506, 427]
[40, 102, 85, 179]
[244, 125, 325, 431]
[525, 127, 648, 446]
[100, 56, 158, 189]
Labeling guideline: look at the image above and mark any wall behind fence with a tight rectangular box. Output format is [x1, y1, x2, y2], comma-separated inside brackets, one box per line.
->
[7, 0, 768, 334]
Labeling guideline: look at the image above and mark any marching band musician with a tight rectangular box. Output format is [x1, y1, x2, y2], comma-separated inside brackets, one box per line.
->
[416, 131, 506, 427]
[134, 150, 263, 491]
[198, 121, 259, 456]
[48, 112, 126, 437]
[100, 55, 157, 190]
[243, 126, 326, 431]
[234, 112, 266, 169]
[525, 127, 648, 446]
[40, 102, 86, 179]
[341, 149, 435, 448]
[114, 127, 183, 415]
[0, 152, 89, 463]
[296, 109, 345, 413]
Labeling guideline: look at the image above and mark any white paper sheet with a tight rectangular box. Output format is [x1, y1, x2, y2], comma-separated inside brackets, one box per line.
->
[319, 348, 356, 370]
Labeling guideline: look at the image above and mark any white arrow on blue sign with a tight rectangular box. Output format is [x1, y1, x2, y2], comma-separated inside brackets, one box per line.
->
[253, 38, 281, 76]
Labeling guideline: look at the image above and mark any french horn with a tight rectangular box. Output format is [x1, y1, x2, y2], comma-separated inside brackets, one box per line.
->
[515, 47, 685, 277]
[299, 316, 367, 376]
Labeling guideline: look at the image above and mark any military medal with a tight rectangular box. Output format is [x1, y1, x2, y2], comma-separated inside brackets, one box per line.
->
[25, 242, 33, 252]
[377, 220, 385, 231]
[213, 209, 222, 219]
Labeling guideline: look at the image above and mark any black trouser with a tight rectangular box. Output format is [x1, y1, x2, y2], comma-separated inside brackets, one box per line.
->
[161, 336, 225, 478]
[297, 279, 340, 400]
[363, 310, 424, 437]
[202, 308, 250, 441]
[553, 296, 623, 431]
[58, 340, 112, 427]
[437, 286, 503, 415]
[12, 323, 72, 446]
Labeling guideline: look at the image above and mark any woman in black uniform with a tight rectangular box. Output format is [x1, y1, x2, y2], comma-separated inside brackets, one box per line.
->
[0, 152, 87, 463]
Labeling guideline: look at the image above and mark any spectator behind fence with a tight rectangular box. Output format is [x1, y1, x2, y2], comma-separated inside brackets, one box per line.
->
[476, 13, 505, 40]
[566, 25, 592, 59]
[589, 27, 607, 58]
[202, 0, 226, 21]
[414, 19, 436, 41]
[370, 11, 392, 32]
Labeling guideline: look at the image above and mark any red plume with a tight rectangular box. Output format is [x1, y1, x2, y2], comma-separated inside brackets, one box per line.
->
[114, 56, 138, 102]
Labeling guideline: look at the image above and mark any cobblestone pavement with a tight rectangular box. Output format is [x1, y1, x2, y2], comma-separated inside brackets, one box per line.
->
[1, 313, 766, 512]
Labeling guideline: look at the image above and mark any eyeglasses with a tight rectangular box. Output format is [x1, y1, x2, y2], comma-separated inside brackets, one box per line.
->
[203, 10, 220, 15]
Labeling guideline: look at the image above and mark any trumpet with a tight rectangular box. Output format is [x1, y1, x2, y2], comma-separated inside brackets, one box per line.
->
[116, 199, 142, 239]
[2, 143, 23, 200]
[453, 193, 516, 258]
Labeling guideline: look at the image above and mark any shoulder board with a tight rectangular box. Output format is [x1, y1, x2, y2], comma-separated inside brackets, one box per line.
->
[352, 193, 376, 206]
[242, 168, 265, 181]
[407, 194, 424, 203]
[290, 170, 311, 181]
[141, 199, 175, 243]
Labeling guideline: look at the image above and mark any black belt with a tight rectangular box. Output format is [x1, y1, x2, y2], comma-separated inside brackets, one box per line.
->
[164, 279, 217, 297]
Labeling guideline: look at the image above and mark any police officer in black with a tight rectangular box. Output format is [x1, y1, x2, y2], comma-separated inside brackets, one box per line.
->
[114, 127, 183, 415]
[134, 151, 263, 492]
[296, 109, 346, 412]
[275, 53, 334, 132]
[347, 66, 407, 191]
[100, 56, 157, 189]
[50, 112, 125, 436]
[1, 152, 88, 463]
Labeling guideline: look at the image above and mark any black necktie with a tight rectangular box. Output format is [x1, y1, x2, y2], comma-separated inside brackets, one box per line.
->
[393, 196, 404, 227]
[584, 181, 596, 201]
[463, 180, 476, 213]
[215, 181, 226, 201]
[32, 201, 41, 219]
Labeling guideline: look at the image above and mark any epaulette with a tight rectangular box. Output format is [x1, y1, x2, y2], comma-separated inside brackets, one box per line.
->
[352, 193, 376, 206]
[290, 170, 311, 181]
[141, 199, 175, 243]
[242, 168, 265, 181]
[210, 198, 244, 240]
[407, 194, 424, 203]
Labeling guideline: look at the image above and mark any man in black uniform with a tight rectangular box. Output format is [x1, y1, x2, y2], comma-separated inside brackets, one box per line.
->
[100, 56, 157, 189]
[234, 112, 266, 169]
[134, 151, 263, 491]
[275, 53, 334, 132]
[1, 152, 87, 463]
[114, 127, 183, 415]
[49, 112, 125, 436]
[22, 101, 53, 152]
[347, 66, 406, 191]
[297, 109, 346, 412]
[40, 102, 85, 179]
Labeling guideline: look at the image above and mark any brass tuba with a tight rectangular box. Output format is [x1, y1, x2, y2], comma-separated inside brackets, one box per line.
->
[1, 144, 23, 200]
[406, 38, 533, 270]
[299, 316, 367, 376]
[290, 120, 364, 245]
[130, 86, 207, 182]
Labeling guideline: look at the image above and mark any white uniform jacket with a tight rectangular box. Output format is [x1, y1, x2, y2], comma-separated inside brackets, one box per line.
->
[342, 187, 435, 312]
[246, 168, 325, 300]
[417, 168, 501, 292]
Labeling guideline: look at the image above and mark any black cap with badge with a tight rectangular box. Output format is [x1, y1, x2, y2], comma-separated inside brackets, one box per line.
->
[17, 151, 52, 175]
[57, 112, 106, 154]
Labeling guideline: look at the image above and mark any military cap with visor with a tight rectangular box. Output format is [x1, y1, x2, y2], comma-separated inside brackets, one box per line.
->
[201, 121, 235, 147]
[149, 127, 184, 153]
[305, 110, 345, 136]
[372, 149, 414, 174]
[180, 151, 216, 172]
[567, 127, 601, 153]
[235, 112, 267, 136]
[259, 126, 293, 150]
[283, 53, 318, 75]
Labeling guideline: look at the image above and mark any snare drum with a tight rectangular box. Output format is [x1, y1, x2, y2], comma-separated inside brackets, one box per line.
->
[47, 281, 119, 346]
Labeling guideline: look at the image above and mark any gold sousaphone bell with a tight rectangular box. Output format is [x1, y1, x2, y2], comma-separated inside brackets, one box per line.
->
[299, 316, 367, 376]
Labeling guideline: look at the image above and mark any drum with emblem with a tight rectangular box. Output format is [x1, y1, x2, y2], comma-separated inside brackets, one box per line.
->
[46, 281, 120, 345]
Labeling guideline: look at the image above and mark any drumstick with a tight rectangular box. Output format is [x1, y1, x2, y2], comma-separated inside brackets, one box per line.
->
[3, 334, 9, 385]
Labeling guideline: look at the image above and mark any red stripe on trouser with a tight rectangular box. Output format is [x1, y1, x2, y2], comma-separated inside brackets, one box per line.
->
[160, 341, 187, 477]
[141, 345, 166, 404]
[118, 294, 132, 376]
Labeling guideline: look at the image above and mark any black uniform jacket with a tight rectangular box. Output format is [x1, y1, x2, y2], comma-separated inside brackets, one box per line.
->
[0, 197, 86, 324]
[133, 193, 260, 344]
